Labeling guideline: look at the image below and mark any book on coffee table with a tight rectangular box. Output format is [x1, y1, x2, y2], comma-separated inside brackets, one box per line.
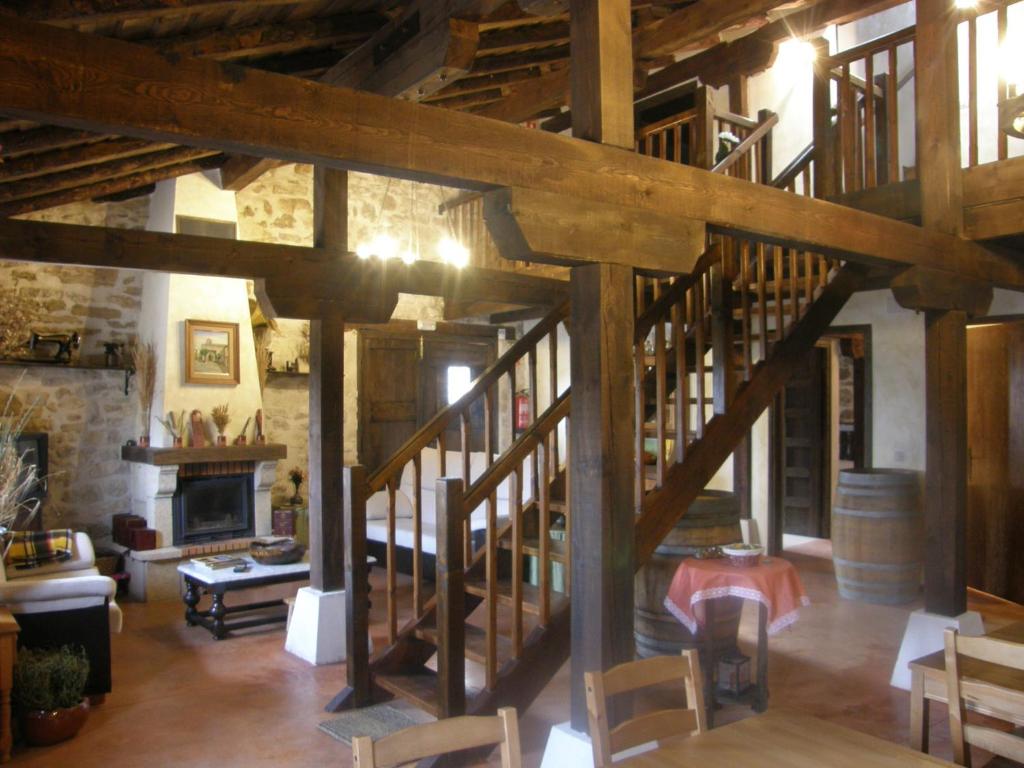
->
[191, 554, 247, 570]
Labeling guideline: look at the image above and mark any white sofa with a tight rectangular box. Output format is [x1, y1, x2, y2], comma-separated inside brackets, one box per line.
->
[366, 446, 533, 556]
[0, 531, 122, 696]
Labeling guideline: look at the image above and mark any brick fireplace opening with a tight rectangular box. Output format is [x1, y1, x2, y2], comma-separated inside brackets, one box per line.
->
[173, 462, 255, 545]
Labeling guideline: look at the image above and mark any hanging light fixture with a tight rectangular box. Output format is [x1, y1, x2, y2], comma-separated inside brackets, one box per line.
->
[437, 235, 469, 268]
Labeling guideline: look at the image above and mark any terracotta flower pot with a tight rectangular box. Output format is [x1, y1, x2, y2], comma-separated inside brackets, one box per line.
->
[23, 700, 89, 746]
[216, 434, 227, 446]
[138, 435, 150, 448]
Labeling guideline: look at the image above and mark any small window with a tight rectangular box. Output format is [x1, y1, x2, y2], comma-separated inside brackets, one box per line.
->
[446, 365, 472, 404]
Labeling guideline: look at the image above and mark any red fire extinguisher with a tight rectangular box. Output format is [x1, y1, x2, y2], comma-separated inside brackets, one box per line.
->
[515, 391, 530, 431]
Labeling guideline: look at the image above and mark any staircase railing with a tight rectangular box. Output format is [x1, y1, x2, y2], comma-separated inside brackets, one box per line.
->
[365, 300, 569, 646]
[772, 142, 815, 196]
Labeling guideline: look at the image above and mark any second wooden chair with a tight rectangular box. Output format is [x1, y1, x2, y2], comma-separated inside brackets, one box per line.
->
[944, 627, 1024, 767]
[584, 649, 707, 767]
[351, 707, 522, 768]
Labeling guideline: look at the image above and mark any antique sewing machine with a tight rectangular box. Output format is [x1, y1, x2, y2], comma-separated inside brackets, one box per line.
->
[28, 331, 80, 364]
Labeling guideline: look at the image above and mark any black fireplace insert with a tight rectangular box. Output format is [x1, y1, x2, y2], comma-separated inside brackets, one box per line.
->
[173, 472, 254, 545]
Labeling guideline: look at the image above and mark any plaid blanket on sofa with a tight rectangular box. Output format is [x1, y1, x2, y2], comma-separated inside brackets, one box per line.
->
[5, 529, 74, 570]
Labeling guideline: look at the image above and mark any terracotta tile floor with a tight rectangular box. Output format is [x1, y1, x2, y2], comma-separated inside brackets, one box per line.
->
[10, 539, 1022, 767]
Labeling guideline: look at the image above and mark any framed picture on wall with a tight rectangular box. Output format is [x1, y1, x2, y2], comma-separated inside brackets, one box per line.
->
[184, 319, 240, 386]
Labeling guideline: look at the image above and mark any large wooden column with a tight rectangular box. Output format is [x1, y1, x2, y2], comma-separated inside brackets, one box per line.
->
[915, 0, 967, 616]
[569, 262, 636, 731]
[567, 0, 636, 733]
[308, 166, 349, 593]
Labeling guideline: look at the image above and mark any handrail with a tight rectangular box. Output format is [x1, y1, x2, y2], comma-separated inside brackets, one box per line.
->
[824, 25, 915, 67]
[714, 110, 760, 131]
[634, 243, 721, 344]
[638, 107, 698, 139]
[710, 112, 779, 175]
[462, 391, 570, 513]
[771, 142, 815, 190]
[366, 299, 570, 491]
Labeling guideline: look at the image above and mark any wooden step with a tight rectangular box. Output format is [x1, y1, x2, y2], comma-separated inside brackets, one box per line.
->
[414, 623, 513, 667]
[375, 669, 442, 717]
[496, 533, 568, 563]
[464, 577, 569, 616]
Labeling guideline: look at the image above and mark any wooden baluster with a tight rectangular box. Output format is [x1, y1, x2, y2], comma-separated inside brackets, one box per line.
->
[528, 345, 540, 502]
[818, 255, 828, 289]
[549, 327, 560, 473]
[484, 386, 494, 467]
[789, 249, 799, 324]
[773, 246, 784, 343]
[438, 431, 447, 476]
[634, 334, 647, 511]
[887, 46, 900, 182]
[998, 6, 1008, 161]
[804, 252, 814, 304]
[485, 486, 498, 689]
[865, 53, 877, 188]
[740, 241, 753, 382]
[539, 437, 552, 624]
[562, 413, 571, 596]
[673, 123, 682, 164]
[694, 276, 706, 437]
[387, 479, 397, 644]
[841, 64, 856, 193]
[757, 242, 769, 363]
[854, 84, 864, 192]
[508, 366, 516, 443]
[655, 304, 667, 487]
[436, 478, 466, 718]
[801, 166, 811, 197]
[672, 299, 687, 462]
[461, 411, 472, 564]
[339, 465, 370, 709]
[968, 15, 978, 168]
[413, 454, 423, 616]
[513, 464, 526, 647]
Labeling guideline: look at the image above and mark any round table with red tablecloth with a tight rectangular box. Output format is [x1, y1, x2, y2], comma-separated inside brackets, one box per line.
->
[663, 555, 810, 725]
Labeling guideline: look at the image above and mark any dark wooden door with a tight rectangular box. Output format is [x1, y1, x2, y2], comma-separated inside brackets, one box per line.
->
[358, 334, 420, 475]
[966, 321, 1024, 603]
[780, 345, 831, 537]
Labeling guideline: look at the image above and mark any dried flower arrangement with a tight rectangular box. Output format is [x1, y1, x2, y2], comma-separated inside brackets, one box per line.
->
[288, 466, 304, 504]
[0, 385, 42, 532]
[298, 322, 310, 365]
[130, 341, 156, 445]
[211, 403, 231, 436]
[157, 410, 186, 445]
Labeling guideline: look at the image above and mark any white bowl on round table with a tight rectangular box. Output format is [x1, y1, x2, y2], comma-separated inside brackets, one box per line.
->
[721, 543, 764, 568]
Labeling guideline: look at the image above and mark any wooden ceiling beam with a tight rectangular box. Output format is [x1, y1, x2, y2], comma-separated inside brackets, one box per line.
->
[482, 187, 705, 274]
[0, 156, 222, 217]
[0, 219, 566, 319]
[2, 18, 1023, 290]
[474, 64, 569, 122]
[0, 126, 110, 159]
[633, 0, 783, 60]
[2, 0, 308, 26]
[478, 19, 569, 54]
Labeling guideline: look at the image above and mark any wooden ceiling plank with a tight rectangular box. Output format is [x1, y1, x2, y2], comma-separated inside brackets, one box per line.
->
[0, 137, 175, 183]
[473, 64, 569, 122]
[3, 0, 309, 27]
[0, 126, 111, 159]
[2, 17, 1022, 290]
[0, 146, 220, 204]
[0, 157, 221, 217]
[633, 0, 783, 61]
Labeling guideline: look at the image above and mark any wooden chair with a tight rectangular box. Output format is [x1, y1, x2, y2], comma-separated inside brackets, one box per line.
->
[944, 628, 1024, 767]
[351, 707, 522, 768]
[584, 649, 707, 767]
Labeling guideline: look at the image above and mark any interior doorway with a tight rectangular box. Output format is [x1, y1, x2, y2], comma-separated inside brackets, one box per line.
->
[770, 326, 872, 548]
[966, 317, 1024, 604]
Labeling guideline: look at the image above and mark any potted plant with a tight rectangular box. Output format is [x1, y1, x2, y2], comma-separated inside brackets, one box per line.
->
[13, 645, 90, 746]
[288, 466, 304, 505]
[211, 403, 230, 447]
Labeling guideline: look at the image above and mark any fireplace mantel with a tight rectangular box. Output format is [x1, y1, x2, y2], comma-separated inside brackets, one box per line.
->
[121, 443, 287, 466]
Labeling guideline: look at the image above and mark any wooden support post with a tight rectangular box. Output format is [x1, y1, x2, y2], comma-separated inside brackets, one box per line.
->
[569, 262, 636, 731]
[924, 310, 968, 616]
[812, 39, 836, 199]
[326, 465, 370, 712]
[308, 311, 346, 593]
[307, 166, 349, 594]
[694, 85, 716, 171]
[436, 477, 467, 718]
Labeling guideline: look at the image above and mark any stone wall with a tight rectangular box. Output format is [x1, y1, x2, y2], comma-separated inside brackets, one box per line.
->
[0, 197, 150, 537]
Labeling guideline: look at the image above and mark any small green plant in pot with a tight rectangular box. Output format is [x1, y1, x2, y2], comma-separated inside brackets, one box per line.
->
[13, 645, 90, 746]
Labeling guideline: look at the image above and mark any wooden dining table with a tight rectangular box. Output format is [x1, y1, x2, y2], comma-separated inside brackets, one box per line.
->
[908, 620, 1024, 753]
[617, 710, 954, 767]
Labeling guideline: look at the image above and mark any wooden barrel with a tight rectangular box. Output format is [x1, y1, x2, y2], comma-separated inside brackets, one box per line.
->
[634, 491, 743, 658]
[832, 469, 922, 605]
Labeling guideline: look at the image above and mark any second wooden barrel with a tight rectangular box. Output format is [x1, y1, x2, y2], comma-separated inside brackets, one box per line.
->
[635, 491, 743, 658]
[832, 468, 922, 605]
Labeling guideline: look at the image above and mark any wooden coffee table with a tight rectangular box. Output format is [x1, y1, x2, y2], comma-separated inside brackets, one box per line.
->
[178, 558, 311, 640]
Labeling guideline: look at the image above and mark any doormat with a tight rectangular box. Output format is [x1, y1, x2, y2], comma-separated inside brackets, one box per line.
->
[318, 703, 421, 746]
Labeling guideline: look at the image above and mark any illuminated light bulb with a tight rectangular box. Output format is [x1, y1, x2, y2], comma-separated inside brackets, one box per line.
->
[400, 249, 417, 265]
[999, 37, 1024, 93]
[437, 236, 469, 268]
[776, 38, 817, 71]
[355, 242, 373, 260]
[370, 232, 399, 261]
[954, 0, 977, 9]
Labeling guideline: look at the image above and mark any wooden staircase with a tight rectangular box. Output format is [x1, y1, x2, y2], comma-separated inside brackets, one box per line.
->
[335, 225, 867, 727]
